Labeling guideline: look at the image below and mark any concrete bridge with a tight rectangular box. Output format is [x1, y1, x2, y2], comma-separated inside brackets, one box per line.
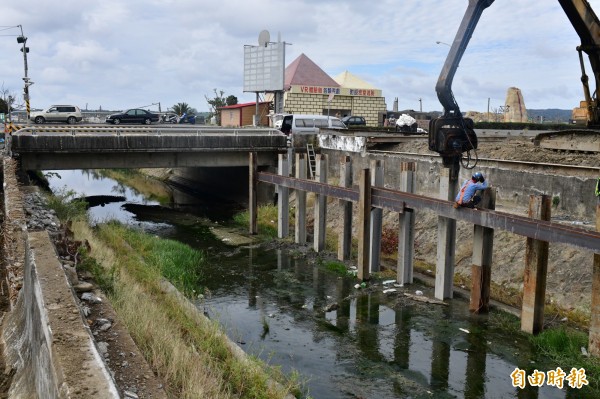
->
[9, 126, 287, 170]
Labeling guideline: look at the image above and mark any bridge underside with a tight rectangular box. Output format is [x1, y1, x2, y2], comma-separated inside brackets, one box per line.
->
[16, 151, 278, 170]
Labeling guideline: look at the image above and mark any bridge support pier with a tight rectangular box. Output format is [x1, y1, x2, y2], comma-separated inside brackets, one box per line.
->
[397, 162, 416, 285]
[521, 195, 551, 334]
[277, 154, 290, 239]
[249, 152, 258, 234]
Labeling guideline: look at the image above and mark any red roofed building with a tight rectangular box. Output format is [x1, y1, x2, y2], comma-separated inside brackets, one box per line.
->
[277, 54, 386, 126]
[219, 101, 270, 127]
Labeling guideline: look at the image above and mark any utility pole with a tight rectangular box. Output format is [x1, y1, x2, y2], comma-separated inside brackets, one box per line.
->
[17, 25, 32, 120]
[419, 98, 422, 113]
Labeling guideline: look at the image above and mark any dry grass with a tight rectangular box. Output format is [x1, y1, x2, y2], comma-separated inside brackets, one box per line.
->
[72, 220, 298, 399]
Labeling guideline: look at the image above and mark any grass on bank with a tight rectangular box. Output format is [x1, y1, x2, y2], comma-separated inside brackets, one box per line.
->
[488, 311, 600, 394]
[76, 220, 301, 399]
[531, 327, 600, 394]
[44, 187, 88, 222]
[233, 204, 280, 238]
[43, 192, 301, 398]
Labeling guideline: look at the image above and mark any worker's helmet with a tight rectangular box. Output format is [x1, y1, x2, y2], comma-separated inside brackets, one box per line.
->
[472, 172, 484, 182]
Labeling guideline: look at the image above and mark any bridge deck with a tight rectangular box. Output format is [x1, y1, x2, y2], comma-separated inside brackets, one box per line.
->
[10, 127, 287, 169]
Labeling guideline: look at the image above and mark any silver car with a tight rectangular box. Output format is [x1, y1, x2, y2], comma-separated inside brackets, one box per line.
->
[30, 105, 82, 124]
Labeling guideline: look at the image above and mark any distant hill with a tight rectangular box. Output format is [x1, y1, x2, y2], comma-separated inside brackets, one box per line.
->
[527, 109, 572, 123]
[401, 109, 573, 124]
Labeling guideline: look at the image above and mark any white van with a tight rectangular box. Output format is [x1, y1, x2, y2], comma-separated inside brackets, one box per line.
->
[280, 114, 347, 135]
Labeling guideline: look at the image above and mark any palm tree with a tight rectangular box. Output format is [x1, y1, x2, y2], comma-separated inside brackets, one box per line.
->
[172, 102, 191, 116]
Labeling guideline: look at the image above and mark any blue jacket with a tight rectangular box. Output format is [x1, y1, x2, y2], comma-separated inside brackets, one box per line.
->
[455, 179, 489, 204]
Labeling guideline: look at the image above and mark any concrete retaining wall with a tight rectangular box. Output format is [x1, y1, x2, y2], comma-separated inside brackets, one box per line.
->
[2, 230, 119, 399]
[1, 156, 118, 398]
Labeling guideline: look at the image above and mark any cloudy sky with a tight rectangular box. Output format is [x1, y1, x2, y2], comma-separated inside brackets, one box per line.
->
[0, 0, 596, 114]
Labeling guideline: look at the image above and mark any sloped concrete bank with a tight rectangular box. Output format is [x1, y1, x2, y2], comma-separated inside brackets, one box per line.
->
[1, 157, 118, 398]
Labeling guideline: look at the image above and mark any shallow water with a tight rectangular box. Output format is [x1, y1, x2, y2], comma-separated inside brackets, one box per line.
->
[46, 170, 591, 399]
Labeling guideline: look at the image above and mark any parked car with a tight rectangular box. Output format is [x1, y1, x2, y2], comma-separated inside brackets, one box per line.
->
[341, 115, 366, 126]
[280, 114, 347, 135]
[29, 105, 82, 124]
[105, 109, 160, 125]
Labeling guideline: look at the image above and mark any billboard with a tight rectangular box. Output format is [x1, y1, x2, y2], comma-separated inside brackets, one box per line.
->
[243, 42, 285, 92]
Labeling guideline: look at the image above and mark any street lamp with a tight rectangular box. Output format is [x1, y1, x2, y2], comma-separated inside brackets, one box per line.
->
[436, 41, 451, 47]
[17, 25, 32, 120]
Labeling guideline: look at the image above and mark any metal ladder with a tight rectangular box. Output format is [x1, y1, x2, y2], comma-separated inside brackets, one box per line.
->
[306, 143, 316, 179]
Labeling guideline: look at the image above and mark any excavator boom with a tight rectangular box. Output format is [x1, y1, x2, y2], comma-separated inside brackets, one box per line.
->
[557, 0, 600, 127]
[430, 0, 600, 166]
[429, 0, 494, 168]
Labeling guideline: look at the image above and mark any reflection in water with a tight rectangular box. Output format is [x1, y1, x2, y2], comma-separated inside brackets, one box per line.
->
[430, 306, 451, 392]
[204, 247, 573, 399]
[465, 315, 487, 398]
[46, 170, 579, 399]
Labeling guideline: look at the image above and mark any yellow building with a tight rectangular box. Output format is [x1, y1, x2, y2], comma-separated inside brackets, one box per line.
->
[281, 54, 386, 126]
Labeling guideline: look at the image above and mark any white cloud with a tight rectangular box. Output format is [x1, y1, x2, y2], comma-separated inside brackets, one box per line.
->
[0, 0, 598, 112]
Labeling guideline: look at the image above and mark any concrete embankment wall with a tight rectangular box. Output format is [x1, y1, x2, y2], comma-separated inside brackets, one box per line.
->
[1, 158, 118, 399]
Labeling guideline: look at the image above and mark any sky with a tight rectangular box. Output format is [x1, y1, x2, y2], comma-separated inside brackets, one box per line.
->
[0, 0, 596, 114]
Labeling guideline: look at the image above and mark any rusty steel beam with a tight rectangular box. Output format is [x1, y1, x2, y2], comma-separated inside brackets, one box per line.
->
[372, 186, 600, 252]
[258, 172, 358, 202]
[257, 172, 600, 252]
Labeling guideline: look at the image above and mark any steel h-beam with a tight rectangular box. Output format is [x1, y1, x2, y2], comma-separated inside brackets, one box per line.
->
[258, 171, 600, 253]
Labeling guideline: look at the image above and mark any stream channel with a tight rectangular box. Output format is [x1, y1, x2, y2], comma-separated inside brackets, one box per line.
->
[44, 169, 587, 399]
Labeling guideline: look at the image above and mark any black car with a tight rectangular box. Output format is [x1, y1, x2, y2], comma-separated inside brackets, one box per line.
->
[105, 109, 160, 125]
[341, 116, 366, 126]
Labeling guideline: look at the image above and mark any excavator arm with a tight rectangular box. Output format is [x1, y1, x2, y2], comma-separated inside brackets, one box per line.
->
[429, 0, 495, 168]
[558, 0, 600, 127]
[430, 0, 600, 167]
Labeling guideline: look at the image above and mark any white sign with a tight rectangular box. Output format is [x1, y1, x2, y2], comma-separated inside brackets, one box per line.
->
[243, 42, 285, 92]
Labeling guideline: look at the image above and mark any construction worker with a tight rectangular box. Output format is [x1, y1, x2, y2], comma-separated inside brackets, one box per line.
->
[454, 172, 488, 208]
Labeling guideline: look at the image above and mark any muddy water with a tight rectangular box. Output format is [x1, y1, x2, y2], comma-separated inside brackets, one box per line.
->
[45, 170, 586, 399]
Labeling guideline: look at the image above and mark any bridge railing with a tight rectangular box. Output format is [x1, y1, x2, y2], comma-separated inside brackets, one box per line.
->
[12, 126, 284, 137]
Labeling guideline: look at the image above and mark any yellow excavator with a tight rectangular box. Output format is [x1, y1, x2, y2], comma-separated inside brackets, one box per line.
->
[429, 0, 600, 168]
